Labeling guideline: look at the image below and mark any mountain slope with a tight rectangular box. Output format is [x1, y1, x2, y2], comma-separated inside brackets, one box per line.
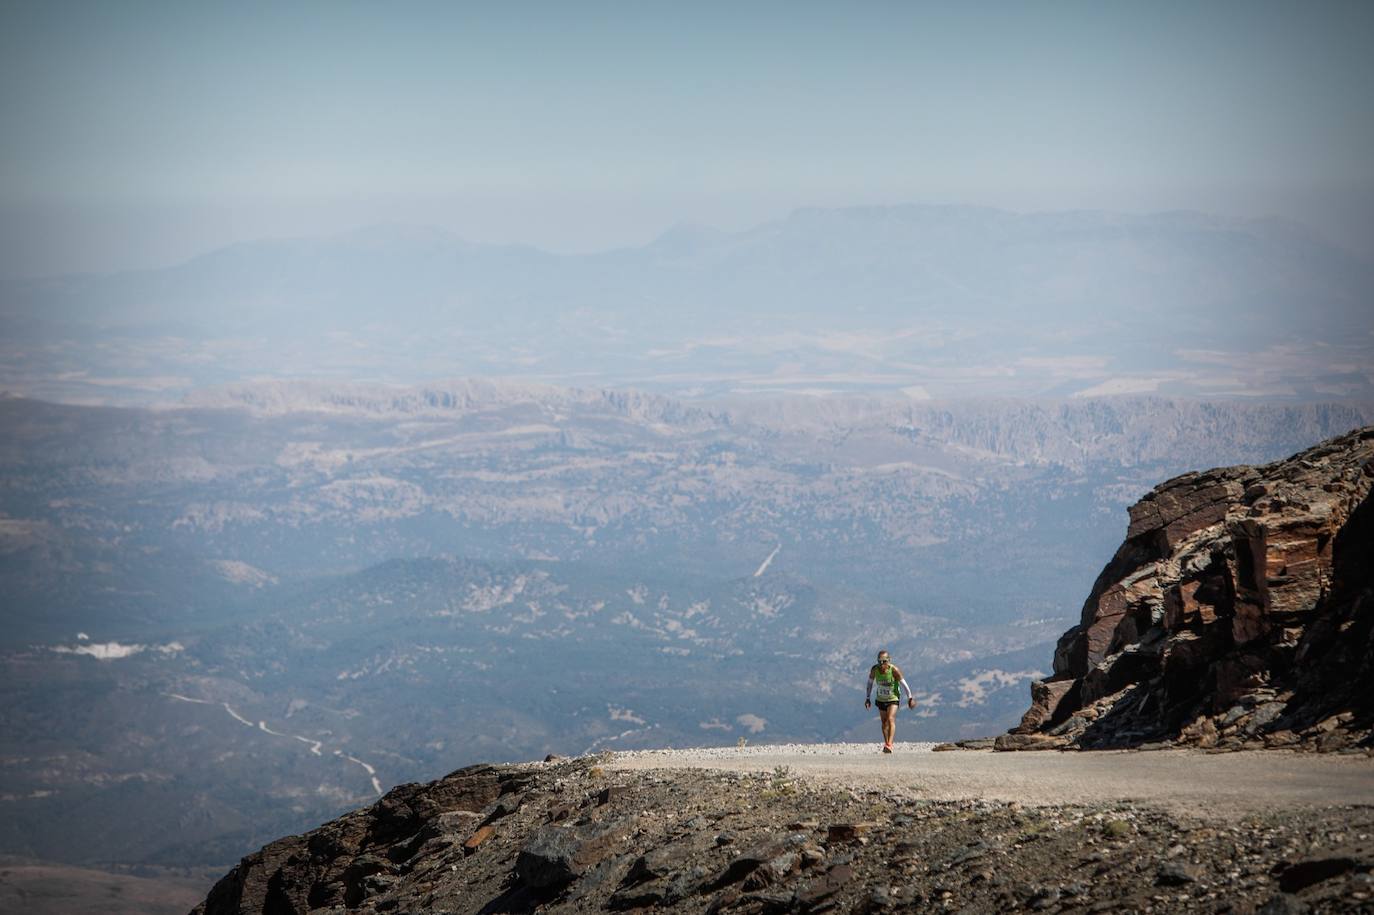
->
[187, 754, 1374, 914]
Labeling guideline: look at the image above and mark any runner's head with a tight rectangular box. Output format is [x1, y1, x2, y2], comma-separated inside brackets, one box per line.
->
[876, 650, 891, 667]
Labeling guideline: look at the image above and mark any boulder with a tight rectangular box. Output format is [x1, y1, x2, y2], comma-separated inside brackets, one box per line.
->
[516, 818, 637, 890]
[1012, 678, 1077, 734]
[515, 827, 584, 889]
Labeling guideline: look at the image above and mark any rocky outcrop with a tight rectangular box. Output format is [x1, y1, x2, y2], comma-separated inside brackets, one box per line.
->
[1008, 427, 1374, 751]
[191, 756, 1374, 914]
[191, 764, 522, 914]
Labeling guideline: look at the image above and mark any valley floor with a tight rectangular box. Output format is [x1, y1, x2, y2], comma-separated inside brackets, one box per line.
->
[0, 858, 213, 915]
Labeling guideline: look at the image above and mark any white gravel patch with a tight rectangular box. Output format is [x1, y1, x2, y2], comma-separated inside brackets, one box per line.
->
[608, 741, 939, 761]
[604, 742, 1374, 820]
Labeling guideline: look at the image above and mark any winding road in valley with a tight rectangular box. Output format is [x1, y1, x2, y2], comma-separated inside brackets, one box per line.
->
[166, 693, 384, 796]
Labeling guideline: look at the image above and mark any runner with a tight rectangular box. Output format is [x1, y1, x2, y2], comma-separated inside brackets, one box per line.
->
[864, 650, 916, 753]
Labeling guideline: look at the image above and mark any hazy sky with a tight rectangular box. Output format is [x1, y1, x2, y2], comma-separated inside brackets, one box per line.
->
[2, 0, 1372, 276]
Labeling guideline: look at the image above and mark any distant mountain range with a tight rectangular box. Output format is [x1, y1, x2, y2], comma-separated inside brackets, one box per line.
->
[3, 205, 1371, 403]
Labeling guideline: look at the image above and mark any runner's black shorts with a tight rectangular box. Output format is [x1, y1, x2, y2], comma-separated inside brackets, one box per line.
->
[875, 700, 899, 711]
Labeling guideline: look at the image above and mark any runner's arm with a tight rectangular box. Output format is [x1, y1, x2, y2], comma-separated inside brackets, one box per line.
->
[865, 672, 875, 702]
[896, 667, 915, 702]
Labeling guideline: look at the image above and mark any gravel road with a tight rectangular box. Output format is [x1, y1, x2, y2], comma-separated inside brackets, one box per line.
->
[607, 743, 1374, 820]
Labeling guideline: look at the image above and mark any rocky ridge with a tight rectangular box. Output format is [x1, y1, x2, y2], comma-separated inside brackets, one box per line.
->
[191, 755, 1374, 914]
[1005, 427, 1374, 752]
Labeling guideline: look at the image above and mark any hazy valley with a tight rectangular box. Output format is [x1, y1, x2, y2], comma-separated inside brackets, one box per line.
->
[1, 202, 1372, 904]
[2, 384, 1371, 879]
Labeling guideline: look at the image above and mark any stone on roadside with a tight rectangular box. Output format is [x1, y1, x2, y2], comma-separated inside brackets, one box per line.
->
[994, 733, 1069, 751]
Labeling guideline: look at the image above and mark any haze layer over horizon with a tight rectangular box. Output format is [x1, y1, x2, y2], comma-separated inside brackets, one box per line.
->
[2, 1, 1373, 276]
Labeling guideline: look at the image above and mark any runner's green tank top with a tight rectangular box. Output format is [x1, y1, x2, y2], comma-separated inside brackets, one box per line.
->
[873, 665, 899, 702]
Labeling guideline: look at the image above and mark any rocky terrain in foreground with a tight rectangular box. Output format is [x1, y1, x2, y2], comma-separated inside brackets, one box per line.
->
[192, 754, 1373, 914]
[1005, 427, 1374, 753]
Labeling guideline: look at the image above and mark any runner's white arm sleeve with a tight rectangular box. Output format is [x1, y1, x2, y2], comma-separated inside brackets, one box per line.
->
[865, 674, 874, 700]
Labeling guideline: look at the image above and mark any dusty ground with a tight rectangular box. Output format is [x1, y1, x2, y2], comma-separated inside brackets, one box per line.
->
[606, 743, 1374, 820]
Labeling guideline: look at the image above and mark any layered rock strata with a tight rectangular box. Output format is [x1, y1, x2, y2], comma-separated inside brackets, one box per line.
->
[1005, 426, 1374, 751]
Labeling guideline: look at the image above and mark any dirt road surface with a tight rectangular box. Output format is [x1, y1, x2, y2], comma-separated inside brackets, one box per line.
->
[607, 743, 1374, 820]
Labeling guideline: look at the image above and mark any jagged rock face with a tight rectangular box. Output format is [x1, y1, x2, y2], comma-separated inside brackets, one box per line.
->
[1009, 427, 1374, 751]
[191, 765, 519, 915]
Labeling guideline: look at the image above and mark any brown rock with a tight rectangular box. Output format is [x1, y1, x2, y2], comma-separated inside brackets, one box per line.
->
[741, 851, 800, 890]
[1179, 716, 1219, 749]
[826, 822, 879, 843]
[796, 863, 855, 911]
[463, 825, 496, 855]
[1014, 678, 1077, 733]
[1082, 587, 1132, 668]
[994, 733, 1068, 751]
[597, 785, 629, 806]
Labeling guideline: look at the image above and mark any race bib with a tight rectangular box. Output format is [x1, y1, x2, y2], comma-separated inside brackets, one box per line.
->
[875, 680, 896, 701]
